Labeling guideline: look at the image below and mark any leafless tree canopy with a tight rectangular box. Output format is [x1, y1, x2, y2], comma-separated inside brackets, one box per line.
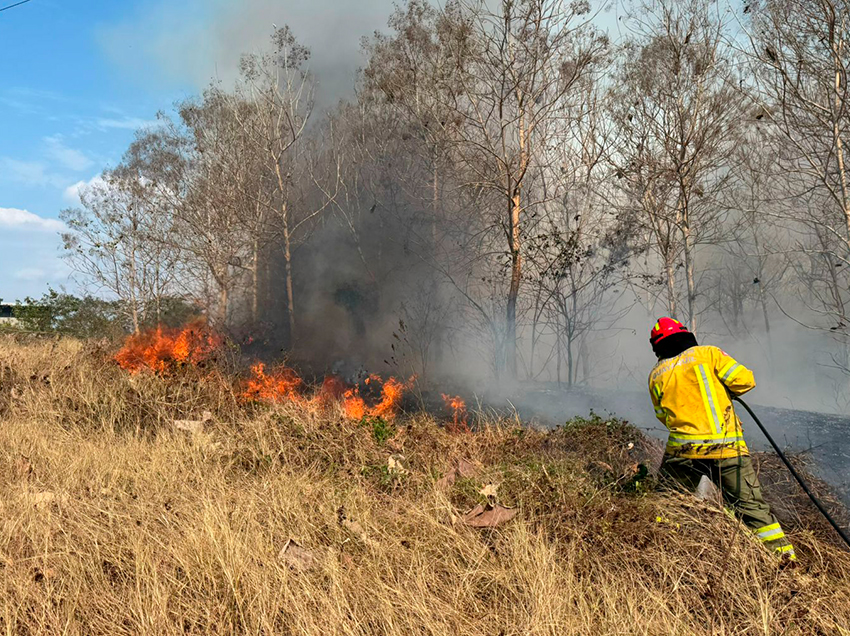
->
[60, 0, 850, 409]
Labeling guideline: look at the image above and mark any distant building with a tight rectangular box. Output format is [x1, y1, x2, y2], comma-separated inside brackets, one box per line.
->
[0, 304, 20, 327]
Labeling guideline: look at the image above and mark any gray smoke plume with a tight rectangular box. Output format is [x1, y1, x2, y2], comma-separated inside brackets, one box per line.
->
[97, 0, 396, 105]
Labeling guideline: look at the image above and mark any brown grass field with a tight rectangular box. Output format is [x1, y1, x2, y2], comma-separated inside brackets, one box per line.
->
[1, 336, 849, 635]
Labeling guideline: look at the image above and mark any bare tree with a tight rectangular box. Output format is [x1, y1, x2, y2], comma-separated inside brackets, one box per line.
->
[744, 0, 850, 374]
[234, 26, 316, 343]
[524, 78, 629, 384]
[362, 0, 607, 378]
[612, 0, 741, 329]
[61, 164, 182, 334]
[716, 129, 790, 349]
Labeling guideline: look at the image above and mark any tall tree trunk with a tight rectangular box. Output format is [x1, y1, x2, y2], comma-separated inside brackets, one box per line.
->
[664, 252, 678, 318]
[274, 153, 297, 347]
[128, 218, 140, 334]
[570, 289, 579, 385]
[834, 49, 850, 244]
[251, 191, 264, 324]
[681, 211, 697, 330]
[505, 106, 527, 380]
[431, 159, 444, 371]
[758, 283, 771, 336]
[130, 305, 140, 335]
[555, 314, 562, 387]
[251, 237, 260, 323]
[506, 187, 522, 379]
[282, 218, 296, 347]
[218, 284, 229, 326]
[579, 337, 590, 386]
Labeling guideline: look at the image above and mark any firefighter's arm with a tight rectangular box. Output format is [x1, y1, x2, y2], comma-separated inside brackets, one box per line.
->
[714, 348, 756, 395]
[649, 378, 667, 424]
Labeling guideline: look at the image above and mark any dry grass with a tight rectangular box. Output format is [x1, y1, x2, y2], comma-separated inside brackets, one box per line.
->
[1, 336, 849, 635]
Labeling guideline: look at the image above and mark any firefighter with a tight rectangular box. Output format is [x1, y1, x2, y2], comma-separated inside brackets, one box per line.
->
[648, 317, 796, 560]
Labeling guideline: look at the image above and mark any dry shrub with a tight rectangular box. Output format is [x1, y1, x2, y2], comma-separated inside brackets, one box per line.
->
[0, 335, 240, 434]
[1, 336, 849, 635]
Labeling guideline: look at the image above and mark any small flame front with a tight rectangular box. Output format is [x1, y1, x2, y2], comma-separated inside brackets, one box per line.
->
[241, 362, 304, 403]
[442, 393, 469, 431]
[114, 323, 221, 374]
[240, 365, 412, 421]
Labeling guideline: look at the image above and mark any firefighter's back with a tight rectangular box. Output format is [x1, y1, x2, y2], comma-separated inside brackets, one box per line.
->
[649, 345, 752, 459]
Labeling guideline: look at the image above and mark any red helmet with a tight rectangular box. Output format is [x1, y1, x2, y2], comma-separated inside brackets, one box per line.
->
[650, 317, 690, 344]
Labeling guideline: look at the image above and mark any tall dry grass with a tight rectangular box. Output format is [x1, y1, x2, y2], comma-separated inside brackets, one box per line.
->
[1, 336, 849, 635]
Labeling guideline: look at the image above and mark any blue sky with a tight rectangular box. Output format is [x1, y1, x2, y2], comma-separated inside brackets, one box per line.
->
[0, 0, 620, 304]
[0, 0, 399, 303]
[0, 0, 190, 303]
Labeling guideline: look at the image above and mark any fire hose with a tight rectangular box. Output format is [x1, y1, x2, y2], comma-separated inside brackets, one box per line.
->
[733, 396, 850, 550]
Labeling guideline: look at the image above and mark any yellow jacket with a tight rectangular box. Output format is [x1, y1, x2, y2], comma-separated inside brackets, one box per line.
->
[649, 345, 756, 459]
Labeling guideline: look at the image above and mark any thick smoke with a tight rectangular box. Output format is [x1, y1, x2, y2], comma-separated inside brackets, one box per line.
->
[97, 0, 396, 105]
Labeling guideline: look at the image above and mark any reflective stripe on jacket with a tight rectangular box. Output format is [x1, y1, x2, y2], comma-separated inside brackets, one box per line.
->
[649, 345, 756, 459]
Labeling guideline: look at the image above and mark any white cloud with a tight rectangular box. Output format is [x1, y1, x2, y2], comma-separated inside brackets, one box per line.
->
[44, 135, 93, 172]
[7, 87, 68, 103]
[0, 158, 56, 187]
[13, 268, 46, 282]
[0, 157, 76, 190]
[63, 174, 107, 204]
[96, 116, 158, 130]
[0, 207, 66, 233]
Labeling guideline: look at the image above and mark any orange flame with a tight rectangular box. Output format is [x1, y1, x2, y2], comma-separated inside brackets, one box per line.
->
[342, 389, 368, 420]
[442, 393, 469, 431]
[115, 323, 221, 374]
[115, 323, 413, 421]
[241, 362, 304, 403]
[240, 365, 412, 421]
[370, 376, 407, 418]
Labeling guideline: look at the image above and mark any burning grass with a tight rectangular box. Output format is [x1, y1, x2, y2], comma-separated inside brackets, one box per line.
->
[442, 393, 469, 432]
[116, 325, 412, 422]
[2, 335, 850, 635]
[238, 363, 413, 420]
[114, 322, 222, 374]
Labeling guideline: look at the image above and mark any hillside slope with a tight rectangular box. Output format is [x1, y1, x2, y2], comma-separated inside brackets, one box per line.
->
[1, 337, 849, 635]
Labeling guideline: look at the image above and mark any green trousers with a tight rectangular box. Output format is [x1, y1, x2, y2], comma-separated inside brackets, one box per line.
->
[660, 454, 796, 559]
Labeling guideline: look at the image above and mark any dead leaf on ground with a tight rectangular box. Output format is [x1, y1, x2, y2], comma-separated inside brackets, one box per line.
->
[278, 539, 317, 572]
[462, 504, 518, 528]
[436, 457, 481, 490]
[173, 411, 212, 435]
[479, 483, 499, 500]
[14, 455, 32, 478]
[387, 455, 408, 475]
